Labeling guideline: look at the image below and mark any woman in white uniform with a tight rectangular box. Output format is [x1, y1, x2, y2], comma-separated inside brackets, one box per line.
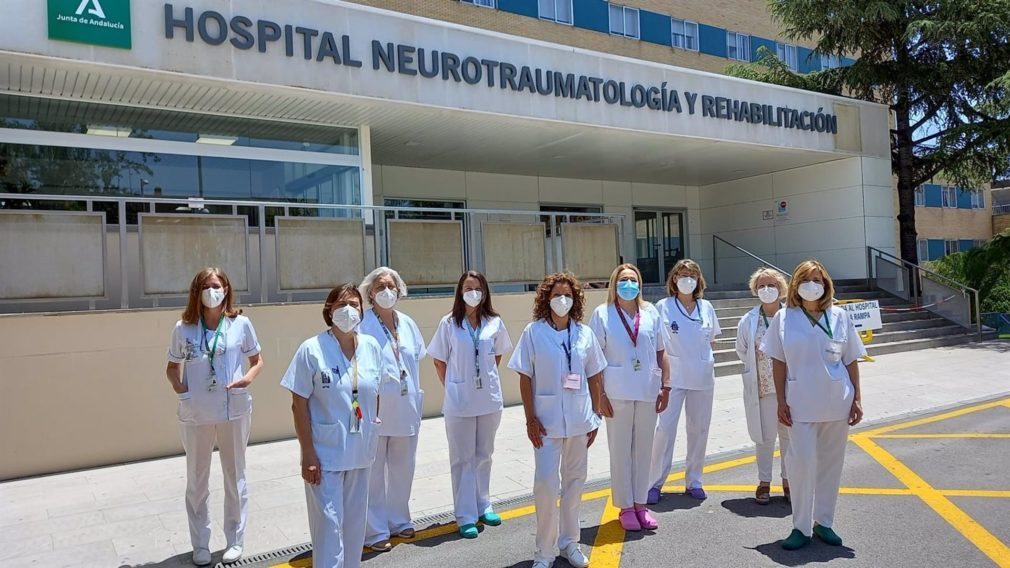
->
[166, 267, 263, 566]
[735, 267, 791, 505]
[589, 263, 670, 531]
[760, 260, 865, 550]
[281, 284, 383, 568]
[358, 267, 426, 552]
[508, 272, 606, 568]
[428, 270, 513, 539]
[648, 259, 720, 503]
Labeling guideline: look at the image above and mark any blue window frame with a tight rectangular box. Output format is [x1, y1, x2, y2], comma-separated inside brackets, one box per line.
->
[671, 18, 698, 51]
[609, 3, 640, 39]
[538, 0, 573, 24]
[726, 31, 750, 61]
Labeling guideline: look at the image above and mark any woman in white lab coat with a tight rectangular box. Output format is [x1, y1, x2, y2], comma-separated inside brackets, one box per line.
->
[589, 263, 670, 531]
[508, 272, 606, 568]
[281, 284, 383, 568]
[428, 270, 513, 539]
[358, 267, 427, 552]
[760, 260, 865, 550]
[648, 259, 721, 503]
[735, 267, 791, 505]
[166, 267, 264, 566]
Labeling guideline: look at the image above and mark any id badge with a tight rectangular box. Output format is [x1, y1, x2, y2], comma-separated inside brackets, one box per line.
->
[825, 340, 844, 364]
[349, 416, 362, 434]
[563, 373, 581, 390]
[400, 370, 409, 396]
[474, 375, 483, 390]
[207, 372, 218, 392]
[632, 358, 642, 372]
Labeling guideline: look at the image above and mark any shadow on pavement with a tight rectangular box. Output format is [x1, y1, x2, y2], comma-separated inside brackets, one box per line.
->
[120, 551, 215, 568]
[721, 497, 792, 518]
[750, 541, 856, 566]
[649, 493, 705, 513]
[955, 340, 1009, 353]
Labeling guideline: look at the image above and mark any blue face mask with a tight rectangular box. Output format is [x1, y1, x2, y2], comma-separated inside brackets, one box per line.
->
[616, 280, 640, 301]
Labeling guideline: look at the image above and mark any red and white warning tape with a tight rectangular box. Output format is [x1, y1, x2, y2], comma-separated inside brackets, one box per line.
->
[878, 294, 960, 312]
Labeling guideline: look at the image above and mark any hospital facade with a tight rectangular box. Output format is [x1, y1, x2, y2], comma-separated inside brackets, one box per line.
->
[0, 0, 897, 479]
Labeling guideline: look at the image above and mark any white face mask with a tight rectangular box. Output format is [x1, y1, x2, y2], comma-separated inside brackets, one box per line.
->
[676, 276, 698, 296]
[463, 289, 483, 308]
[374, 287, 398, 310]
[201, 287, 225, 309]
[332, 305, 361, 333]
[550, 295, 573, 317]
[757, 285, 780, 305]
[798, 281, 826, 302]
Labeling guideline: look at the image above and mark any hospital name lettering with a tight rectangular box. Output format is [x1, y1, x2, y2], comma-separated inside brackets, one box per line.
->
[163, 4, 838, 135]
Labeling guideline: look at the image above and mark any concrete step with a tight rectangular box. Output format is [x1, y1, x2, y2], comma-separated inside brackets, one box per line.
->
[713, 315, 953, 342]
[707, 292, 897, 309]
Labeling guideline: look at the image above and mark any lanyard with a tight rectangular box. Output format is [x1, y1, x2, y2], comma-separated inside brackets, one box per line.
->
[200, 317, 224, 374]
[674, 297, 702, 324]
[550, 319, 573, 373]
[377, 313, 403, 369]
[801, 307, 833, 338]
[329, 332, 363, 424]
[615, 304, 640, 347]
[464, 317, 482, 376]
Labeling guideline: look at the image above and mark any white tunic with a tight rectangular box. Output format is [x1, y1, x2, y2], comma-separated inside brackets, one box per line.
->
[167, 315, 261, 425]
[427, 314, 514, 418]
[760, 306, 866, 423]
[280, 332, 383, 471]
[507, 320, 607, 439]
[588, 302, 668, 402]
[358, 309, 427, 437]
[656, 297, 721, 390]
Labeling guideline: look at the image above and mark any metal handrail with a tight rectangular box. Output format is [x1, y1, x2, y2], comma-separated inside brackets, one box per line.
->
[994, 204, 1010, 215]
[867, 246, 982, 341]
[712, 234, 790, 284]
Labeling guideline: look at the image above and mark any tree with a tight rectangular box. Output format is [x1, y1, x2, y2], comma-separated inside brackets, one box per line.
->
[726, 1, 1010, 265]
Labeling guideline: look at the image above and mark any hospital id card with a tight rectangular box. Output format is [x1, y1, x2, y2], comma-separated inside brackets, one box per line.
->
[563, 373, 581, 390]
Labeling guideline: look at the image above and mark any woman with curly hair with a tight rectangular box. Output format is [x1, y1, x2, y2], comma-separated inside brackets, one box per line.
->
[508, 272, 607, 568]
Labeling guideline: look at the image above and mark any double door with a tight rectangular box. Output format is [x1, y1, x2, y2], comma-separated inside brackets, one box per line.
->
[634, 210, 685, 285]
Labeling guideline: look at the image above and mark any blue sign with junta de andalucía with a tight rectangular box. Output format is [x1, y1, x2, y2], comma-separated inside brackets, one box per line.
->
[48, 0, 132, 49]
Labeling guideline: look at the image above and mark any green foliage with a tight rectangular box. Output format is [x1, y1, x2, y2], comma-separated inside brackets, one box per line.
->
[926, 231, 1010, 313]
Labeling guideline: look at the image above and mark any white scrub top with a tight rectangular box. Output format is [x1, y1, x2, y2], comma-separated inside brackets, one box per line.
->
[280, 331, 383, 472]
[656, 297, 721, 390]
[359, 309, 427, 437]
[427, 314, 513, 418]
[588, 302, 668, 402]
[760, 306, 866, 423]
[167, 315, 261, 425]
[507, 320, 606, 439]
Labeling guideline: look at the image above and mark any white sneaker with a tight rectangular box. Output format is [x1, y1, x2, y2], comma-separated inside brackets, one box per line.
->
[192, 548, 212, 566]
[532, 561, 553, 568]
[560, 543, 589, 568]
[222, 545, 243, 563]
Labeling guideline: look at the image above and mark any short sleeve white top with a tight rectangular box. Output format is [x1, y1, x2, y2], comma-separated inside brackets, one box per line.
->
[760, 306, 866, 423]
[358, 309, 427, 437]
[427, 314, 513, 418]
[167, 315, 261, 425]
[507, 320, 606, 439]
[280, 332, 383, 472]
[588, 302, 668, 402]
[656, 297, 721, 390]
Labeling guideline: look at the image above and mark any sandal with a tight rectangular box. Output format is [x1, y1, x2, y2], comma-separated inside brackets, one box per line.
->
[755, 484, 771, 505]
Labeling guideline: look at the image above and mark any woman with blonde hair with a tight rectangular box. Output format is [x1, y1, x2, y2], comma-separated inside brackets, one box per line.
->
[735, 267, 791, 505]
[761, 260, 865, 550]
[165, 268, 264, 566]
[508, 272, 606, 568]
[648, 259, 720, 503]
[588, 263, 670, 531]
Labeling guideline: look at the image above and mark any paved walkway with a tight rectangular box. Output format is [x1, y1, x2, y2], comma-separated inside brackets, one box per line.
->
[1, 342, 1007, 568]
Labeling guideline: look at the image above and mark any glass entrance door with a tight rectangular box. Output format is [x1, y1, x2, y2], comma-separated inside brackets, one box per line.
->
[634, 210, 685, 284]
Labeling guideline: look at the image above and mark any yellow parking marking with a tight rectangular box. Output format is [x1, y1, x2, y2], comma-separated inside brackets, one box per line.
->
[940, 490, 1010, 499]
[873, 433, 1010, 439]
[590, 495, 625, 568]
[853, 435, 1010, 567]
[659, 483, 914, 496]
[860, 397, 1010, 437]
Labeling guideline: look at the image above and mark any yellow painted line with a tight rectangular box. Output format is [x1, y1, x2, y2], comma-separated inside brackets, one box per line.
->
[660, 483, 914, 496]
[590, 494, 626, 568]
[873, 433, 1010, 439]
[853, 435, 1010, 567]
[940, 490, 1010, 498]
[861, 397, 1010, 437]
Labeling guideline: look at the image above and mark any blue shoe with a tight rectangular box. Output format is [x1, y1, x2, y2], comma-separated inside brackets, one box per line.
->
[686, 486, 707, 500]
[479, 511, 502, 526]
[458, 523, 478, 539]
[647, 487, 661, 504]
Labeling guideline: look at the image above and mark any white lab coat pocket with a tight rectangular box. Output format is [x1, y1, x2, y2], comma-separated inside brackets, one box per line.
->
[825, 339, 845, 373]
[602, 366, 630, 400]
[177, 392, 195, 423]
[311, 421, 348, 470]
[228, 388, 252, 417]
[534, 394, 563, 436]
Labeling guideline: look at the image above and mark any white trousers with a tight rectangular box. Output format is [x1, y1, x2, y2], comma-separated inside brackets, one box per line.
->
[650, 387, 714, 490]
[305, 467, 370, 568]
[444, 411, 502, 526]
[756, 396, 790, 482]
[606, 399, 657, 509]
[365, 435, 419, 545]
[533, 434, 589, 563]
[179, 414, 251, 551]
[787, 420, 848, 537]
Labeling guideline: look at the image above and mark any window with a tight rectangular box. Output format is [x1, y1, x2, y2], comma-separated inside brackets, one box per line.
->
[727, 32, 751, 61]
[917, 239, 929, 262]
[776, 43, 799, 71]
[972, 189, 985, 209]
[821, 53, 842, 69]
[914, 185, 925, 207]
[945, 239, 959, 256]
[942, 185, 956, 208]
[460, 0, 495, 6]
[609, 4, 640, 39]
[975, 239, 988, 249]
[538, 0, 572, 24]
[671, 18, 698, 51]
[541, 204, 603, 237]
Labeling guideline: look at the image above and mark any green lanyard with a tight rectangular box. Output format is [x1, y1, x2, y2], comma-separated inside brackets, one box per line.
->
[201, 317, 225, 378]
[801, 307, 833, 338]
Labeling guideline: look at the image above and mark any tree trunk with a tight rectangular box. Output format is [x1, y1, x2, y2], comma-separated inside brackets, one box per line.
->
[894, 97, 919, 267]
